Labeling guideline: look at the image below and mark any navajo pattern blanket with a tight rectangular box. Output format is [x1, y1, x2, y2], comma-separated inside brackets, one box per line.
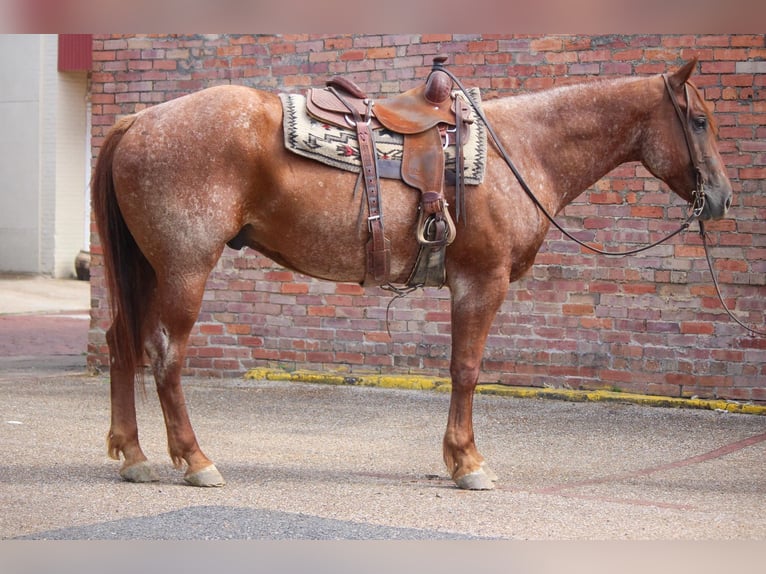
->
[279, 88, 487, 185]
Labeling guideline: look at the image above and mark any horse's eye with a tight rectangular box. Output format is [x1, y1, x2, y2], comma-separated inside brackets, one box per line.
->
[692, 116, 707, 131]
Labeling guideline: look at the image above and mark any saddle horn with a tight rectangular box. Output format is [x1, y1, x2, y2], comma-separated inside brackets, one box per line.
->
[425, 55, 453, 105]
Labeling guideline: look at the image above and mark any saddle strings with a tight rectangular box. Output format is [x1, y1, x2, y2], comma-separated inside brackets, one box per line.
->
[381, 283, 423, 339]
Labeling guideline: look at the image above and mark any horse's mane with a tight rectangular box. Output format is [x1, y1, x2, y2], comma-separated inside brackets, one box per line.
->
[489, 74, 718, 135]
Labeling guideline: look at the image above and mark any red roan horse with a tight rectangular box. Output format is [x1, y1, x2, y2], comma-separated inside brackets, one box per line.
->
[93, 59, 732, 489]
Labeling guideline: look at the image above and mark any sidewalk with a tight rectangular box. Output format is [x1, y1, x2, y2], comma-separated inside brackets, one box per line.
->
[0, 275, 90, 373]
[0, 274, 90, 316]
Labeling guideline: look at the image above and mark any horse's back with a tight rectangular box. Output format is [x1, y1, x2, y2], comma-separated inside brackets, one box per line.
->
[115, 84, 282, 175]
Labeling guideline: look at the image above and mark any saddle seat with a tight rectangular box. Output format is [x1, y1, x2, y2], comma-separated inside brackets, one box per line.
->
[307, 72, 472, 135]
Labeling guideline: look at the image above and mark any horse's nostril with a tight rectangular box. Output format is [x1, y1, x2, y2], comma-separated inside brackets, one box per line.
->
[725, 195, 733, 211]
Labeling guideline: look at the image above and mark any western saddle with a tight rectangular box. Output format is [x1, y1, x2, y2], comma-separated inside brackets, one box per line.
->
[305, 56, 473, 288]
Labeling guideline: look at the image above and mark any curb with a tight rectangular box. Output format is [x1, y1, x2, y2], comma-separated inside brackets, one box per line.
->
[244, 368, 766, 416]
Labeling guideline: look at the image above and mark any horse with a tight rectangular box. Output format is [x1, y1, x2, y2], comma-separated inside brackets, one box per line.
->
[92, 58, 732, 490]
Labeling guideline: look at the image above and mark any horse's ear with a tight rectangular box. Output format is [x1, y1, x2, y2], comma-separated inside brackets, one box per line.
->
[668, 58, 698, 89]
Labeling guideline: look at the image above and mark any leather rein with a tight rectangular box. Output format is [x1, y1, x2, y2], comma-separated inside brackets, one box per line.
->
[443, 67, 766, 336]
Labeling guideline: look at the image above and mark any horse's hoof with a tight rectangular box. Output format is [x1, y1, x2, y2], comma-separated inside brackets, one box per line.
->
[119, 461, 159, 483]
[184, 464, 225, 487]
[455, 469, 495, 490]
[481, 463, 499, 482]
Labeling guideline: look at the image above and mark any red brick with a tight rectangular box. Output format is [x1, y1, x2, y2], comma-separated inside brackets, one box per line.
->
[281, 283, 309, 294]
[367, 47, 396, 59]
[226, 324, 251, 335]
[740, 167, 766, 179]
[675, 245, 705, 258]
[680, 322, 715, 335]
[264, 271, 294, 282]
[661, 36, 696, 48]
[468, 40, 498, 53]
[152, 60, 177, 70]
[421, 34, 452, 43]
[340, 50, 365, 61]
[530, 37, 563, 51]
[199, 324, 224, 335]
[324, 37, 353, 50]
[630, 206, 664, 218]
[93, 50, 116, 61]
[590, 191, 623, 204]
[714, 48, 749, 60]
[307, 306, 335, 317]
[335, 283, 365, 295]
[562, 304, 595, 316]
[623, 284, 656, 295]
[270, 42, 296, 55]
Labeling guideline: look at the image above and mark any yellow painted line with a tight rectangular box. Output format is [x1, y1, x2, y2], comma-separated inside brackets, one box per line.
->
[244, 368, 766, 415]
[245, 368, 451, 392]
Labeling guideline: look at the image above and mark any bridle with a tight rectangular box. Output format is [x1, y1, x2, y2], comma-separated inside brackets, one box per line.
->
[661, 74, 707, 219]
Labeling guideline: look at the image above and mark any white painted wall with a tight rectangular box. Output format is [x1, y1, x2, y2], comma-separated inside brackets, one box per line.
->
[0, 34, 89, 277]
[0, 34, 41, 273]
[54, 70, 88, 277]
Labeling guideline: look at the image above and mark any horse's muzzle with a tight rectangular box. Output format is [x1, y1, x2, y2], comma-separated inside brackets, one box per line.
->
[698, 187, 733, 221]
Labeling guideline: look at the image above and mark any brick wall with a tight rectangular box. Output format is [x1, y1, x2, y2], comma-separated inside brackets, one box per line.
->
[88, 34, 766, 403]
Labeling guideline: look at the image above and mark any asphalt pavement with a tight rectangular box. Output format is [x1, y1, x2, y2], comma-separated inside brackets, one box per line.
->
[0, 275, 765, 543]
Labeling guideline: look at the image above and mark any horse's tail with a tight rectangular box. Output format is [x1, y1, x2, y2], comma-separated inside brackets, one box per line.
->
[92, 114, 153, 381]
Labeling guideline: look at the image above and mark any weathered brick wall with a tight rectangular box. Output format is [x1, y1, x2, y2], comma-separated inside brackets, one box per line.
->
[88, 34, 766, 402]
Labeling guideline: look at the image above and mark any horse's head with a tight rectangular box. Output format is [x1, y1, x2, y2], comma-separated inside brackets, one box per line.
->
[642, 59, 733, 221]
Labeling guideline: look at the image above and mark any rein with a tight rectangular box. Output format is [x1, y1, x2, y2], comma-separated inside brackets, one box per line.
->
[443, 67, 765, 336]
[699, 221, 766, 337]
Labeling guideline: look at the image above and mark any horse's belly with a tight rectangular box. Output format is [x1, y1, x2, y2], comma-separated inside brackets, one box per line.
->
[243, 223, 369, 283]
[244, 164, 421, 283]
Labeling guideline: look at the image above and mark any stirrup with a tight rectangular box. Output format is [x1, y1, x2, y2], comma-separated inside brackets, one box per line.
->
[416, 208, 456, 247]
[406, 215, 451, 288]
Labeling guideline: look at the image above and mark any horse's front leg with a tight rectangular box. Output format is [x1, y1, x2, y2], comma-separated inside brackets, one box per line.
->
[444, 275, 508, 490]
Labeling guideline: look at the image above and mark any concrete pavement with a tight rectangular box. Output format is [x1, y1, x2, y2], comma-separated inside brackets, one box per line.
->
[1, 375, 765, 540]
[0, 274, 764, 541]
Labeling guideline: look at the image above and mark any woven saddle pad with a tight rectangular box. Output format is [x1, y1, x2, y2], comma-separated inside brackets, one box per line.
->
[279, 88, 487, 186]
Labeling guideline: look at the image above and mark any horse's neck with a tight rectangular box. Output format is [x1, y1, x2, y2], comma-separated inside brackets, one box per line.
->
[490, 76, 655, 214]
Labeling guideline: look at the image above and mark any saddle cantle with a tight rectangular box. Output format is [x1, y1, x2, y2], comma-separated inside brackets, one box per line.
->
[304, 56, 474, 288]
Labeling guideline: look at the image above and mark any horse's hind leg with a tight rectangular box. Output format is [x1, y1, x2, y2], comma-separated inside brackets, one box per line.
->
[145, 271, 225, 487]
[106, 321, 158, 483]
